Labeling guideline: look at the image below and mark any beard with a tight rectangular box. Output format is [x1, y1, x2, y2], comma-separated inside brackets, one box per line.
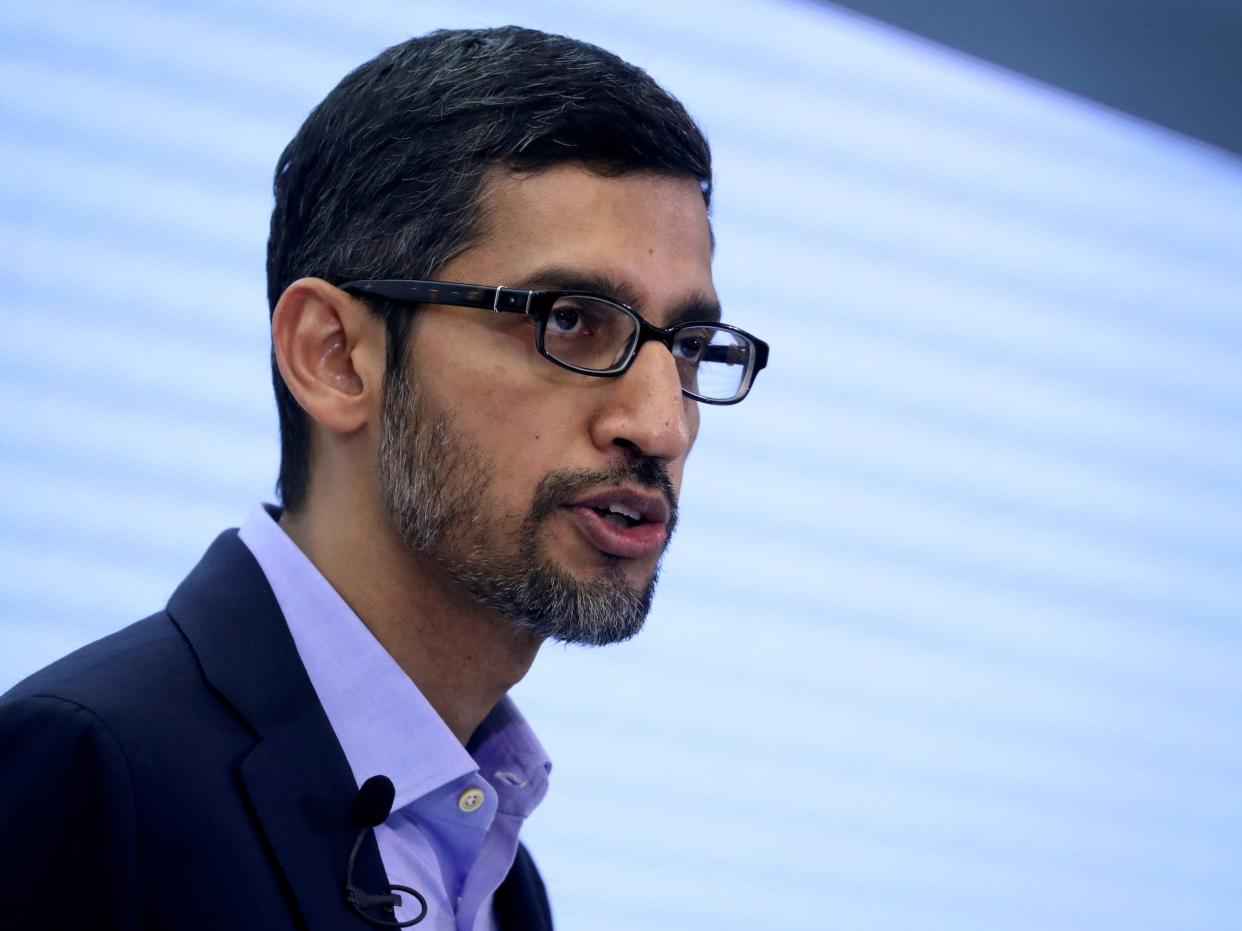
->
[376, 366, 678, 647]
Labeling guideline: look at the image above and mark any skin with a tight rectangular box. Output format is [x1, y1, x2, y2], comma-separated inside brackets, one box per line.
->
[270, 163, 716, 744]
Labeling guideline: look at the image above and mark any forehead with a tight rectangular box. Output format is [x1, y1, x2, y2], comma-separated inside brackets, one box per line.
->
[442, 163, 716, 320]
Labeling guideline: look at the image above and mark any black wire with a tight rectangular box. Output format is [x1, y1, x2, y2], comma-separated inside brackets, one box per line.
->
[344, 825, 429, 927]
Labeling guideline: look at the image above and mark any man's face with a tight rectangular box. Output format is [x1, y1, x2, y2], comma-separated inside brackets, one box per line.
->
[376, 164, 715, 645]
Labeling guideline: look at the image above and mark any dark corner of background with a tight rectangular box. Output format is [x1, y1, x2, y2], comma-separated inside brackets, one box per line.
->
[814, 0, 1242, 160]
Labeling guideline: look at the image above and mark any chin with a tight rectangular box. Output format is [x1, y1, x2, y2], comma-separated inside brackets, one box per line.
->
[565, 541, 659, 583]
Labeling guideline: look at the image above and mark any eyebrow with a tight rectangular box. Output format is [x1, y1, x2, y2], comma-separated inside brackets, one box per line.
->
[512, 264, 723, 326]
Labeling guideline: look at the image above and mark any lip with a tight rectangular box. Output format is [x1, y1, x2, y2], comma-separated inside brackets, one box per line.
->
[568, 488, 671, 527]
[564, 505, 669, 559]
[561, 486, 672, 560]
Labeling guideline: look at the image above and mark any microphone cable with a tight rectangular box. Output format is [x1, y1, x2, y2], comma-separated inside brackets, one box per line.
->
[345, 775, 428, 927]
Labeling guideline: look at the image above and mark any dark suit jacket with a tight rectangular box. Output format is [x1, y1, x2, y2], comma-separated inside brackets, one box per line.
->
[0, 530, 553, 930]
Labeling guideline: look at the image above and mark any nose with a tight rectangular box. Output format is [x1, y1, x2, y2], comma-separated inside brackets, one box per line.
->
[588, 341, 696, 463]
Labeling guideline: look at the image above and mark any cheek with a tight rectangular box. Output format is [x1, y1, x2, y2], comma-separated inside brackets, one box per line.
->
[409, 314, 608, 502]
[460, 392, 572, 503]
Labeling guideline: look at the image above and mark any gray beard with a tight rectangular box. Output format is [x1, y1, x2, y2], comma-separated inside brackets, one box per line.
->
[377, 368, 676, 647]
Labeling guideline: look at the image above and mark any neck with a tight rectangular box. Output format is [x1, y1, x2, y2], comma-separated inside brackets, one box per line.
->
[279, 497, 542, 746]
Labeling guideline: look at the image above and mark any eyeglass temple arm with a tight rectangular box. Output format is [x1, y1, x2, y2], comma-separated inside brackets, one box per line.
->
[339, 280, 534, 315]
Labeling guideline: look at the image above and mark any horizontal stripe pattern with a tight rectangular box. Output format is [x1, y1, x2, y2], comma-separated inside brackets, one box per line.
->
[2, 0, 1240, 928]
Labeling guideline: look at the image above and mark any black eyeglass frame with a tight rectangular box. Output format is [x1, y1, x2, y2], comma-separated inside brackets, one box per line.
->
[339, 278, 769, 405]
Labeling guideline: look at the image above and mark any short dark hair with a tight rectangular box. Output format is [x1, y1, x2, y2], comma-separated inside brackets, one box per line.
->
[266, 26, 713, 512]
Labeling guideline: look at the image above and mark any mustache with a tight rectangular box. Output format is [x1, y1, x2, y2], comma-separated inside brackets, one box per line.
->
[530, 458, 679, 535]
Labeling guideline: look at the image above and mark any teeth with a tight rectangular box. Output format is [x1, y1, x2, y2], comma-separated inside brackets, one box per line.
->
[607, 503, 642, 521]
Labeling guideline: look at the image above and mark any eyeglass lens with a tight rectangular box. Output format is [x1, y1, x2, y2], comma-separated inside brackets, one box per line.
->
[543, 295, 752, 401]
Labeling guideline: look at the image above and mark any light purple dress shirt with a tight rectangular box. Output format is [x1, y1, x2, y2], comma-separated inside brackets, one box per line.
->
[239, 504, 551, 931]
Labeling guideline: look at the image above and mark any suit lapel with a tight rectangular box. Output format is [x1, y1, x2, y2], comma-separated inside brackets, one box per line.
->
[167, 530, 390, 931]
[239, 717, 391, 931]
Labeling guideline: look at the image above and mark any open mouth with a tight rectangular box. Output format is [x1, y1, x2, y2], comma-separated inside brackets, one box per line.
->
[560, 485, 672, 560]
[564, 498, 668, 560]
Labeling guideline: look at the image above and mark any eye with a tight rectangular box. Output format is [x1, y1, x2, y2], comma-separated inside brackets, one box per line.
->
[550, 306, 588, 335]
[673, 333, 706, 362]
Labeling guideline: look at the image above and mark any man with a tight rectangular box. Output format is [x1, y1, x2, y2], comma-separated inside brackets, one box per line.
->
[0, 26, 767, 931]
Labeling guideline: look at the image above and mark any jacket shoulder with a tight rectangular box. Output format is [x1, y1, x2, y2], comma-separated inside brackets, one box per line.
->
[0, 690, 143, 926]
[2, 611, 195, 713]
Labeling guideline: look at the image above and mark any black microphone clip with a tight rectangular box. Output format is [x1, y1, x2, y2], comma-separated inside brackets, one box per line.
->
[344, 775, 428, 927]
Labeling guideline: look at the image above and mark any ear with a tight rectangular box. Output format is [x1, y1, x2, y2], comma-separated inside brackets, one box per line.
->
[271, 277, 385, 436]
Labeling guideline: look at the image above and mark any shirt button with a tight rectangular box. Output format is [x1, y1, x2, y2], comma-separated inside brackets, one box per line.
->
[458, 787, 485, 813]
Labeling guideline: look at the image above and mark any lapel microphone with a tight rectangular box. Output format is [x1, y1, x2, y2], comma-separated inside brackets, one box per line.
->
[345, 775, 429, 927]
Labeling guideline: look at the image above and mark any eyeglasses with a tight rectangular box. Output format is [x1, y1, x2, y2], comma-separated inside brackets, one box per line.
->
[339, 278, 769, 404]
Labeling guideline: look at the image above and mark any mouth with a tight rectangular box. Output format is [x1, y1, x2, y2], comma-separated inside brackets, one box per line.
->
[562, 488, 672, 560]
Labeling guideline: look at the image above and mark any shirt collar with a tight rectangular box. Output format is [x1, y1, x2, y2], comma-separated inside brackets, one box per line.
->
[469, 694, 552, 818]
[238, 503, 550, 814]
